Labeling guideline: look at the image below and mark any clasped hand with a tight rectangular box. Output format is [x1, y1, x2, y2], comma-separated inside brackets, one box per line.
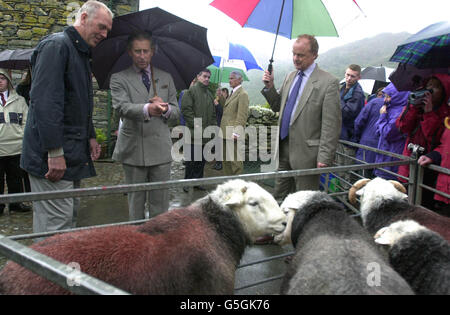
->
[148, 96, 168, 116]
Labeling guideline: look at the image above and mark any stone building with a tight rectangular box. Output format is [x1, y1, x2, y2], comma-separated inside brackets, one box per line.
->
[0, 0, 139, 155]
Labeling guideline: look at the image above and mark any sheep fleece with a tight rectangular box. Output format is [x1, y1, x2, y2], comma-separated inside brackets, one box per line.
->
[389, 229, 450, 295]
[0, 204, 243, 295]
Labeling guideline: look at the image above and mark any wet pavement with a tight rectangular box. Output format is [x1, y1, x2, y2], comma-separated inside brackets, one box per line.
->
[0, 159, 292, 294]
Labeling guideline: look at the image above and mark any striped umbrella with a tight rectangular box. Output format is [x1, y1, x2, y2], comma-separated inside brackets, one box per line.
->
[210, 0, 351, 72]
[390, 21, 450, 69]
[208, 43, 262, 84]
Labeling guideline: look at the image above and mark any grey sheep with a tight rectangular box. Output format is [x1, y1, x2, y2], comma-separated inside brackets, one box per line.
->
[275, 191, 413, 295]
[375, 220, 450, 295]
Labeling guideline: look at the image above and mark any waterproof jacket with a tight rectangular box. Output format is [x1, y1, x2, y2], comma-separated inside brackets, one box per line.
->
[426, 125, 450, 203]
[397, 73, 450, 181]
[181, 81, 217, 144]
[353, 97, 383, 164]
[21, 26, 96, 181]
[373, 83, 409, 179]
[339, 82, 365, 141]
[0, 69, 28, 156]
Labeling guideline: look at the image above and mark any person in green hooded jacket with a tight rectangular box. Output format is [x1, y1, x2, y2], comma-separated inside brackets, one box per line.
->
[181, 69, 217, 192]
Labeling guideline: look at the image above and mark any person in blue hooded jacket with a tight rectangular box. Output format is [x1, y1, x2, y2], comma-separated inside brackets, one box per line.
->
[337, 64, 365, 182]
[353, 96, 384, 178]
[373, 83, 410, 179]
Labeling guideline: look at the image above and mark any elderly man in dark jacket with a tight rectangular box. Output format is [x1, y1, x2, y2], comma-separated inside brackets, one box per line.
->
[20, 1, 113, 237]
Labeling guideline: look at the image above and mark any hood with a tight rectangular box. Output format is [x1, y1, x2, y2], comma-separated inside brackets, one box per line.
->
[429, 73, 450, 108]
[382, 83, 410, 107]
[0, 68, 14, 91]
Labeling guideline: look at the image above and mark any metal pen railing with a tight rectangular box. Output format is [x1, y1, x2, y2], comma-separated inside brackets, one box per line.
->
[2, 139, 446, 294]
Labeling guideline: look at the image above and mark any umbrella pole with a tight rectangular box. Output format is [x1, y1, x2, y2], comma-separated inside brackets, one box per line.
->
[266, 0, 286, 79]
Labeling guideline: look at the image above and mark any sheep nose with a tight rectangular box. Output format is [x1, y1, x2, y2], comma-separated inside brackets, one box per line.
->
[282, 221, 287, 227]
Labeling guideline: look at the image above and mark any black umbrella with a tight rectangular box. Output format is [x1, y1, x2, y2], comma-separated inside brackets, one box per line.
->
[360, 66, 394, 82]
[0, 48, 34, 70]
[92, 7, 214, 90]
[389, 63, 448, 91]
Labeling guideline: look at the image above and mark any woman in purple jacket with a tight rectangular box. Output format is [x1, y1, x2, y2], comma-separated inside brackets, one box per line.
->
[373, 83, 410, 179]
[353, 97, 384, 178]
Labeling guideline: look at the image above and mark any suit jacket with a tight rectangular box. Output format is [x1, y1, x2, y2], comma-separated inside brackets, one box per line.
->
[261, 65, 341, 172]
[220, 86, 249, 140]
[110, 66, 179, 167]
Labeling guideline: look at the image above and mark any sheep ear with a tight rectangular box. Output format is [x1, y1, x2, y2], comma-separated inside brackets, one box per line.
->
[356, 187, 365, 196]
[348, 178, 370, 205]
[374, 227, 392, 245]
[223, 194, 243, 207]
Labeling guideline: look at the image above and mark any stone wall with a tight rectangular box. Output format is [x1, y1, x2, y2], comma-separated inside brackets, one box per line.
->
[0, 0, 139, 150]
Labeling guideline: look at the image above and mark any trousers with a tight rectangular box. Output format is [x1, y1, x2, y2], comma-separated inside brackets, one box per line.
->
[29, 174, 80, 241]
[122, 162, 171, 220]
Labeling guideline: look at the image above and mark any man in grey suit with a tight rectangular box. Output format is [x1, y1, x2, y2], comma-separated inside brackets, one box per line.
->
[110, 32, 179, 220]
[262, 34, 341, 199]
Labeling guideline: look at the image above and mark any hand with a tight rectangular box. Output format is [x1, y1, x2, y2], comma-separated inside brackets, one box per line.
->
[422, 92, 433, 113]
[417, 155, 433, 166]
[147, 98, 168, 116]
[45, 155, 66, 182]
[90, 138, 101, 161]
[380, 105, 387, 114]
[262, 70, 274, 89]
[317, 162, 328, 168]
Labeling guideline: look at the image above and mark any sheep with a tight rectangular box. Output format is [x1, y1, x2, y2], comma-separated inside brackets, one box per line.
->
[275, 190, 413, 295]
[0, 179, 287, 295]
[375, 220, 450, 295]
[349, 177, 450, 242]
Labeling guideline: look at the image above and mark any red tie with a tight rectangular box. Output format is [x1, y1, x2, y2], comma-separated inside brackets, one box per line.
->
[0, 93, 6, 106]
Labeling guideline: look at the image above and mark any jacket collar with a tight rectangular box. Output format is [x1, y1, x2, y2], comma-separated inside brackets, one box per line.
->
[64, 26, 91, 55]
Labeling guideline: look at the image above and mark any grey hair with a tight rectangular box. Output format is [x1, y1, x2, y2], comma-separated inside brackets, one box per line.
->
[230, 71, 243, 80]
[76, 0, 114, 21]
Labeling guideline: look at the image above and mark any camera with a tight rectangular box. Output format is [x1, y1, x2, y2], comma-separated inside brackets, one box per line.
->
[409, 88, 433, 106]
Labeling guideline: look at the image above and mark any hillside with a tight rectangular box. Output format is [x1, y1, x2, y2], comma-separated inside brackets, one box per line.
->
[242, 32, 410, 106]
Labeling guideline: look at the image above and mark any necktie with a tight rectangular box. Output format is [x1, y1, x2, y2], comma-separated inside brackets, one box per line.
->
[0, 93, 6, 106]
[141, 70, 150, 92]
[280, 71, 303, 140]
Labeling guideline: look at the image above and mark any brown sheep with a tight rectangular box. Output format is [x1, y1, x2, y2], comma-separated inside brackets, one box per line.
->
[0, 180, 286, 295]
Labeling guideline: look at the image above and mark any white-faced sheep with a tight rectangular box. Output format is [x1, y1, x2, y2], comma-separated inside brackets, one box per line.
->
[0, 179, 287, 295]
[349, 177, 450, 242]
[275, 191, 413, 295]
[375, 220, 450, 295]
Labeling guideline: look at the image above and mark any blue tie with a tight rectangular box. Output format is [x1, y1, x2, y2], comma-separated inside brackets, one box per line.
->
[280, 71, 303, 140]
[141, 70, 150, 92]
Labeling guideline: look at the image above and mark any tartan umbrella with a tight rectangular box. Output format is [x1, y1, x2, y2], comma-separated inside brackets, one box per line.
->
[390, 21, 450, 69]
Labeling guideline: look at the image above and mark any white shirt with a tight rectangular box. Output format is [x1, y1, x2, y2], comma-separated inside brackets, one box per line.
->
[288, 63, 316, 125]
[231, 84, 242, 95]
